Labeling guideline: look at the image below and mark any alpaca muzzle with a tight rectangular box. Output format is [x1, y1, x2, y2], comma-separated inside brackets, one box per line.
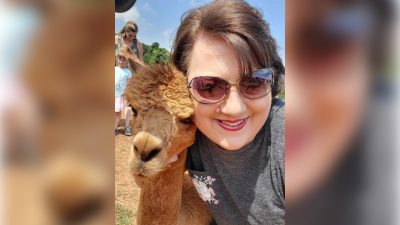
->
[133, 131, 164, 162]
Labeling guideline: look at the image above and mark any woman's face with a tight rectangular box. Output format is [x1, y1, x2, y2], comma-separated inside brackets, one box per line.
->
[125, 28, 136, 40]
[187, 33, 271, 150]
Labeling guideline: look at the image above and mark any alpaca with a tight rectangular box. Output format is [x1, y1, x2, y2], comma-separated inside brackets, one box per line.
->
[122, 47, 211, 225]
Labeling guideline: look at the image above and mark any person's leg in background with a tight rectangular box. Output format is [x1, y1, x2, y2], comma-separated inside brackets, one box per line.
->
[115, 96, 122, 135]
[115, 112, 121, 135]
[124, 108, 132, 136]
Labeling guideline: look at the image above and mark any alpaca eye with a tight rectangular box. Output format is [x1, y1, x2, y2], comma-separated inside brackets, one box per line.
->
[179, 116, 192, 125]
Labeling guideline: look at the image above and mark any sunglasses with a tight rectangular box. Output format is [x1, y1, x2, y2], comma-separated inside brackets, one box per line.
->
[188, 68, 274, 104]
[127, 28, 136, 33]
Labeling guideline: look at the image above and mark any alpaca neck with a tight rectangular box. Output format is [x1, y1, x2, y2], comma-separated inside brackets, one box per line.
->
[137, 149, 187, 225]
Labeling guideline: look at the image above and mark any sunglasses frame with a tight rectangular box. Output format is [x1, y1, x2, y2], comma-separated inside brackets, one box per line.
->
[187, 68, 274, 104]
[126, 28, 137, 33]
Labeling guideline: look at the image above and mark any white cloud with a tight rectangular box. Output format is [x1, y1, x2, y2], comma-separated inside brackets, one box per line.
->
[142, 3, 155, 14]
[115, 6, 140, 22]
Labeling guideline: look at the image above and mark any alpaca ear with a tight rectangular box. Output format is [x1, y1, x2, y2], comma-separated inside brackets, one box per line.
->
[121, 46, 146, 73]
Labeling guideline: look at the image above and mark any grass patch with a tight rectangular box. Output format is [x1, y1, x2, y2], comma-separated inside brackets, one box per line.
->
[116, 204, 133, 225]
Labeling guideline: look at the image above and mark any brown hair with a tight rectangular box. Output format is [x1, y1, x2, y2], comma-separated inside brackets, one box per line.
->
[171, 0, 284, 97]
[119, 20, 138, 38]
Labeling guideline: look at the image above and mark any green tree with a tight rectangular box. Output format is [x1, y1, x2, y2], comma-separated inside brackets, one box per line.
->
[143, 42, 170, 65]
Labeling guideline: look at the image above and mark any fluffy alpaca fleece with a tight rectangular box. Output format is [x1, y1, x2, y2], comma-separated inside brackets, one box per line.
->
[123, 48, 211, 225]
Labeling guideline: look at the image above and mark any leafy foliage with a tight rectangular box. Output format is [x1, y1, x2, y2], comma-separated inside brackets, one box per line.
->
[143, 42, 170, 65]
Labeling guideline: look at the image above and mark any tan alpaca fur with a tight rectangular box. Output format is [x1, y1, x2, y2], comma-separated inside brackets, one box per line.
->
[123, 47, 211, 225]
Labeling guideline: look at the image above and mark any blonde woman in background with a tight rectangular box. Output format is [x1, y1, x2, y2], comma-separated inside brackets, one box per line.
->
[115, 20, 143, 61]
[115, 21, 143, 136]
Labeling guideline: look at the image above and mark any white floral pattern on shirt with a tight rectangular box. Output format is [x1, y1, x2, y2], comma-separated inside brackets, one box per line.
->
[191, 175, 219, 205]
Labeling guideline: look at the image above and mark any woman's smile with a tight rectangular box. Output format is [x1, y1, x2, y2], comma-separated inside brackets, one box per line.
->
[216, 118, 248, 131]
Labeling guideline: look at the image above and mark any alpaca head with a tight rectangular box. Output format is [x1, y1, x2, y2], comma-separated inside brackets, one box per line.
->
[123, 48, 196, 177]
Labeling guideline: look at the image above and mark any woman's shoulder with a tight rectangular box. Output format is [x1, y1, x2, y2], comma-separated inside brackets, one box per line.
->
[269, 98, 285, 134]
[267, 97, 285, 164]
[265, 98, 284, 134]
[268, 98, 285, 133]
[267, 98, 285, 196]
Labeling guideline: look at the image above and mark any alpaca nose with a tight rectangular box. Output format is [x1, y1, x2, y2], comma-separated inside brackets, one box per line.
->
[136, 147, 161, 162]
[133, 131, 163, 162]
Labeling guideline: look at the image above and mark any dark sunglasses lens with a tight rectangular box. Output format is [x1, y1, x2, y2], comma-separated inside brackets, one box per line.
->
[240, 69, 273, 98]
[191, 77, 228, 103]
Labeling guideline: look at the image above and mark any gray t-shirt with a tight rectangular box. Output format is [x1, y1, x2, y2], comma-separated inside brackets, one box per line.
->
[187, 98, 285, 225]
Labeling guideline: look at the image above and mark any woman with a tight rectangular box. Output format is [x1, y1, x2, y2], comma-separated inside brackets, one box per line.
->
[115, 20, 143, 61]
[171, 0, 285, 224]
[115, 20, 143, 136]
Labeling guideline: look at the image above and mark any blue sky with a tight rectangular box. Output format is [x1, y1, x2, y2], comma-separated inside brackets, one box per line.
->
[115, 0, 285, 61]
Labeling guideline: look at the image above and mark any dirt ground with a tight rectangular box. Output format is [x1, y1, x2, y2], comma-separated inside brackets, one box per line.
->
[115, 133, 140, 224]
